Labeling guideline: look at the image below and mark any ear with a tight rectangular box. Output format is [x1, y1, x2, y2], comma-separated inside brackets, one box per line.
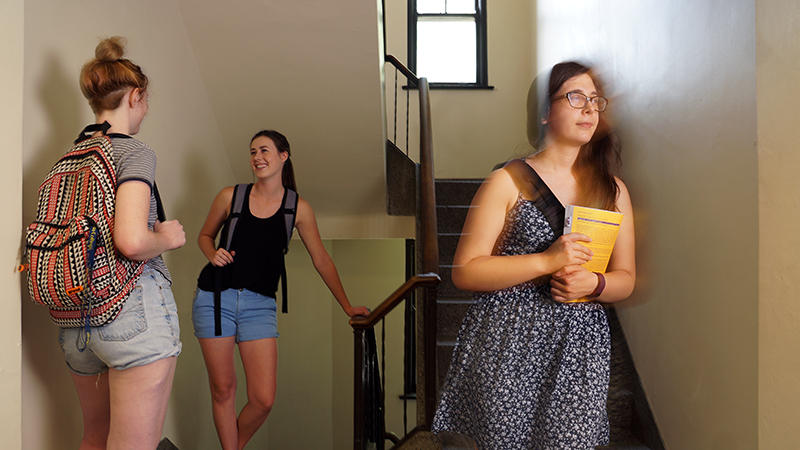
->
[280, 151, 289, 162]
[128, 87, 145, 107]
[126, 88, 138, 108]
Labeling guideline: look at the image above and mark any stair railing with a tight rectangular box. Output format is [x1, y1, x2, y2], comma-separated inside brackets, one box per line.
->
[350, 54, 439, 449]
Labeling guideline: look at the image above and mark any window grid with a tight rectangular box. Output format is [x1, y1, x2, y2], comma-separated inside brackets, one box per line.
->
[408, 0, 489, 89]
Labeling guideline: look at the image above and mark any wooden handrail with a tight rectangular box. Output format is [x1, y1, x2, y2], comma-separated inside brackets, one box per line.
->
[349, 273, 440, 330]
[353, 58, 439, 449]
[417, 78, 437, 274]
[385, 54, 419, 87]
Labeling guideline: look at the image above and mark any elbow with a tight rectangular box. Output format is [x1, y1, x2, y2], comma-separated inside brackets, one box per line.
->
[114, 233, 148, 261]
[451, 265, 470, 291]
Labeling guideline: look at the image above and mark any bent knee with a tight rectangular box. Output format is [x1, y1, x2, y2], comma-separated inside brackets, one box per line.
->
[209, 378, 237, 403]
[249, 392, 275, 416]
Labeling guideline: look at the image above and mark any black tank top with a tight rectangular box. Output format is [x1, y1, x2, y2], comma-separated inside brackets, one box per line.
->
[197, 185, 285, 298]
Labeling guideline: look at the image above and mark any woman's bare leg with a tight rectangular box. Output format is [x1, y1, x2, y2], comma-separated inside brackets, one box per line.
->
[236, 338, 277, 449]
[71, 371, 111, 450]
[199, 337, 239, 450]
[106, 356, 177, 450]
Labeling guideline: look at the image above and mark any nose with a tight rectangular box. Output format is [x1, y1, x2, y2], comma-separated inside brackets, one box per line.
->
[582, 100, 599, 113]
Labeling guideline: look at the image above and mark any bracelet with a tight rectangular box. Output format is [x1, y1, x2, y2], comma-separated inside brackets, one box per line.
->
[586, 272, 606, 300]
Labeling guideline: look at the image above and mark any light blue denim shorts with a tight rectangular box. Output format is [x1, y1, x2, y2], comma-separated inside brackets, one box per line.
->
[59, 267, 182, 376]
[192, 288, 279, 342]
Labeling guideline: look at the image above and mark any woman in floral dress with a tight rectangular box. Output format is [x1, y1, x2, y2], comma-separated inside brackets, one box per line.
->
[432, 61, 637, 450]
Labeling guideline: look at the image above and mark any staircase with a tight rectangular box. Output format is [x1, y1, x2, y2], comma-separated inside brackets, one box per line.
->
[432, 179, 665, 450]
[433, 179, 482, 393]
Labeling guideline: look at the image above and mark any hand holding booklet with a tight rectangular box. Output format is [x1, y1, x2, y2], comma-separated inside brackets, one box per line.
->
[563, 205, 623, 274]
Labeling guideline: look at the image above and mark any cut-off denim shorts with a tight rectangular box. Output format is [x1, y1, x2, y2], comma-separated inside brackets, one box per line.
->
[192, 287, 279, 342]
[59, 266, 182, 376]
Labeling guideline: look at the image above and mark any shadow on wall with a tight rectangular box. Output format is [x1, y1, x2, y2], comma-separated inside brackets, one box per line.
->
[162, 153, 232, 449]
[21, 54, 90, 448]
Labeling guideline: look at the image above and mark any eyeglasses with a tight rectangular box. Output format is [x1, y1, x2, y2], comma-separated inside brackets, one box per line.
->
[554, 92, 608, 112]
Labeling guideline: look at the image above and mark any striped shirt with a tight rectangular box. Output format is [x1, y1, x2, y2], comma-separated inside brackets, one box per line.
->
[110, 134, 171, 284]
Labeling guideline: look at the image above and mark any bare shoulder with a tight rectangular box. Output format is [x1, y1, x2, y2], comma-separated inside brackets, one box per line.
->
[217, 185, 237, 203]
[295, 196, 315, 221]
[473, 166, 520, 208]
[219, 185, 236, 201]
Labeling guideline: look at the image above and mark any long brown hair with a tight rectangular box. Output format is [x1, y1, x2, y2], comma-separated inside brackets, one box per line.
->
[545, 62, 622, 210]
[79, 36, 149, 114]
[250, 130, 297, 192]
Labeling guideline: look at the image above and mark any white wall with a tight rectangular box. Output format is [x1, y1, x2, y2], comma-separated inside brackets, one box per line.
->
[538, 1, 759, 448]
[0, 0, 24, 448]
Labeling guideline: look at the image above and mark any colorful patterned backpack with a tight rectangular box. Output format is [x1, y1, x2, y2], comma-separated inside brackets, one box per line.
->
[24, 122, 149, 343]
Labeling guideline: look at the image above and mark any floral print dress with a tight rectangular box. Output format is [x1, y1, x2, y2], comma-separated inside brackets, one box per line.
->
[431, 160, 611, 450]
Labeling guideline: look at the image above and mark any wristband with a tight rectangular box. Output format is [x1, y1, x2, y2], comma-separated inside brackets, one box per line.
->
[586, 272, 606, 300]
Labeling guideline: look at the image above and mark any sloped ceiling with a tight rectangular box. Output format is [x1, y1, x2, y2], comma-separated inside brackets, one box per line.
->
[176, 0, 387, 220]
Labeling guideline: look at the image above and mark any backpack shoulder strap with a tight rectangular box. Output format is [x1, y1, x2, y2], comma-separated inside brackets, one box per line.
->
[220, 183, 250, 251]
[279, 188, 298, 314]
[282, 188, 298, 254]
[213, 183, 249, 336]
[74, 121, 112, 144]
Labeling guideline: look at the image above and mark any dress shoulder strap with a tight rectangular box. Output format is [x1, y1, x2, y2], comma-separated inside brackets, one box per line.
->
[501, 159, 565, 236]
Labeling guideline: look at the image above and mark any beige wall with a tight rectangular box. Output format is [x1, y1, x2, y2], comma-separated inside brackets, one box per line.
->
[12, 0, 800, 449]
[539, 0, 760, 448]
[756, 2, 800, 449]
[0, 0, 24, 448]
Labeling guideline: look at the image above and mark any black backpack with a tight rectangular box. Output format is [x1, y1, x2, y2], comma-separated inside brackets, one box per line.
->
[213, 184, 297, 335]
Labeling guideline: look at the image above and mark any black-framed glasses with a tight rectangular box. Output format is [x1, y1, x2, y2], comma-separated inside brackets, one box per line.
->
[554, 92, 608, 112]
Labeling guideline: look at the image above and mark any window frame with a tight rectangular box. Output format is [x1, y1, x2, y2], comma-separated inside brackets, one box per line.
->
[407, 0, 491, 89]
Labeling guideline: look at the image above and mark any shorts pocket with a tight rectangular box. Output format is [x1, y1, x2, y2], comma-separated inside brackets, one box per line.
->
[99, 286, 148, 341]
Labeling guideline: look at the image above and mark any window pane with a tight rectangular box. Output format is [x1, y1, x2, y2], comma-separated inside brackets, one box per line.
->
[446, 0, 475, 14]
[417, 0, 445, 14]
[417, 18, 476, 83]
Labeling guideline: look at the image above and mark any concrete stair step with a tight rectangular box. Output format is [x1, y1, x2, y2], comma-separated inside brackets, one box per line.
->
[391, 429, 476, 450]
[436, 266, 472, 299]
[596, 427, 651, 450]
[435, 179, 481, 206]
[437, 233, 460, 265]
[436, 205, 472, 234]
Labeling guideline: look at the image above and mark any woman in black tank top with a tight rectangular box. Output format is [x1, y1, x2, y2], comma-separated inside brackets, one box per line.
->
[194, 130, 370, 449]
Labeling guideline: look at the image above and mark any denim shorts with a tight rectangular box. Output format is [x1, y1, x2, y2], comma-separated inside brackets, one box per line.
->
[192, 288, 279, 342]
[59, 267, 182, 376]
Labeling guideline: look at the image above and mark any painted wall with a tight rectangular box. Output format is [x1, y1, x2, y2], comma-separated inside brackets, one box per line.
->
[0, 0, 24, 448]
[538, 1, 759, 448]
[756, 2, 800, 448]
[13, 0, 800, 448]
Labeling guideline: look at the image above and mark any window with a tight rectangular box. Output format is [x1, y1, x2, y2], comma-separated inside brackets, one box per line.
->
[408, 0, 489, 88]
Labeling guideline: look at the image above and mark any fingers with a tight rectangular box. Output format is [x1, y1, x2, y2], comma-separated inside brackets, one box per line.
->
[550, 265, 595, 302]
[553, 264, 580, 278]
[159, 219, 186, 250]
[348, 306, 371, 317]
[563, 232, 591, 243]
[212, 248, 235, 267]
[559, 239, 593, 266]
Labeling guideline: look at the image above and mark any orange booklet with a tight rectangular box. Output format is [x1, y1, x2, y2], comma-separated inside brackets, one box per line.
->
[563, 205, 623, 302]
